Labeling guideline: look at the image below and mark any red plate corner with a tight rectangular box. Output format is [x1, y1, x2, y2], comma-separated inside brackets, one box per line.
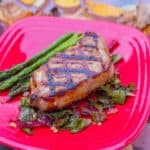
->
[0, 17, 150, 150]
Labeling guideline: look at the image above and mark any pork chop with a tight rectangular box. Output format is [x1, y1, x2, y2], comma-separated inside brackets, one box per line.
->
[30, 32, 114, 111]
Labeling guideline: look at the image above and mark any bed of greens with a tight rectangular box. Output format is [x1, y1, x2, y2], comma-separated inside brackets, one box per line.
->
[17, 73, 134, 134]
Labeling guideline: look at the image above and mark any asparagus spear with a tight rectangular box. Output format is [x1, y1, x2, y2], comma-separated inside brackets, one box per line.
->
[0, 33, 83, 91]
[0, 75, 30, 97]
[10, 75, 30, 92]
[0, 33, 73, 82]
[9, 75, 30, 98]
[9, 81, 30, 98]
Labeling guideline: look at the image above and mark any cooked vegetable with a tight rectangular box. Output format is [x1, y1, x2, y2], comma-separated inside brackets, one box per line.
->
[9, 75, 30, 98]
[0, 34, 82, 91]
[9, 82, 30, 98]
[0, 33, 73, 82]
[99, 76, 135, 104]
[20, 97, 30, 107]
[111, 89, 126, 104]
[65, 118, 91, 133]
[112, 54, 123, 63]
[91, 111, 106, 123]
[9, 75, 30, 92]
[81, 101, 106, 123]
[22, 128, 33, 135]
[19, 107, 37, 122]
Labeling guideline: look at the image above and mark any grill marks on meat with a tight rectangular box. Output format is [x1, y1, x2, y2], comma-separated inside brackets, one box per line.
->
[30, 32, 113, 111]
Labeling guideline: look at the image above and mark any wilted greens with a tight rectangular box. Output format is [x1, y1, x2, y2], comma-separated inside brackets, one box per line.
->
[18, 75, 135, 134]
[112, 54, 123, 63]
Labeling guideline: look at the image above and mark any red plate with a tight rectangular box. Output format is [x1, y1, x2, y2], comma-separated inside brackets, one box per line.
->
[0, 17, 150, 150]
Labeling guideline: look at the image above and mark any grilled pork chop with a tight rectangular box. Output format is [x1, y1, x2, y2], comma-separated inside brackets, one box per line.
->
[30, 32, 114, 111]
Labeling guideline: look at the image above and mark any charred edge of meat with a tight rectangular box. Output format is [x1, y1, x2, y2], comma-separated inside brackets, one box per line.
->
[84, 32, 99, 39]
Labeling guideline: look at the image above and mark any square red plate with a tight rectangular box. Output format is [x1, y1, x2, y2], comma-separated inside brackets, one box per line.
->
[0, 17, 150, 150]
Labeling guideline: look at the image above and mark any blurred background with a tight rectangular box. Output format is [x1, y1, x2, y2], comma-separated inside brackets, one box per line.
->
[0, 0, 149, 150]
[0, 0, 150, 37]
